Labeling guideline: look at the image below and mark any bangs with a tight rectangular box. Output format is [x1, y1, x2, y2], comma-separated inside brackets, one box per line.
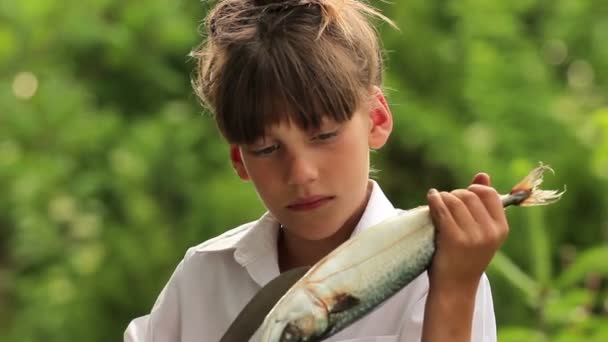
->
[194, 0, 389, 146]
[214, 36, 366, 144]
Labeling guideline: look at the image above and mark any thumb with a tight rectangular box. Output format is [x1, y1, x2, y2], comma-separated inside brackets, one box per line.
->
[472, 172, 491, 186]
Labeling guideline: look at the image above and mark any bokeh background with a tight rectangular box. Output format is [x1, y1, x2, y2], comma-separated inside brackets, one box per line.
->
[1, 0, 607, 341]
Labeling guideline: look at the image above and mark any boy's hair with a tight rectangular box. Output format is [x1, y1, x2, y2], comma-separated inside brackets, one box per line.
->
[191, 0, 394, 144]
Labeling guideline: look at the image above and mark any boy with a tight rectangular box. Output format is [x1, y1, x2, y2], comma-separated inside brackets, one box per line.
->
[125, 0, 508, 340]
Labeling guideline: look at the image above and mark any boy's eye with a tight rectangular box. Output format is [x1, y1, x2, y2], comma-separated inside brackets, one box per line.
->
[251, 144, 280, 156]
[313, 130, 338, 141]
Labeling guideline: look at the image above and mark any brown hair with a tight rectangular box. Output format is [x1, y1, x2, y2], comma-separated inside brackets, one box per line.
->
[191, 0, 395, 144]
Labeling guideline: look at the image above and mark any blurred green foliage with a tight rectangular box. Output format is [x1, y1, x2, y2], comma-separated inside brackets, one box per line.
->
[0, 0, 607, 341]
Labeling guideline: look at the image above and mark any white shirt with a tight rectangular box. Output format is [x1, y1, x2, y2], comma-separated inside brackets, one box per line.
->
[124, 181, 497, 342]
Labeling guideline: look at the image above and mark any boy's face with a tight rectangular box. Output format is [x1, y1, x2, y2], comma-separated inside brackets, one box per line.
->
[230, 91, 393, 241]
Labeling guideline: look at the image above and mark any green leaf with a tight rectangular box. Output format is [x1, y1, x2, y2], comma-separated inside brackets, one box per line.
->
[556, 246, 608, 289]
[553, 316, 608, 342]
[527, 209, 552, 286]
[498, 326, 547, 342]
[545, 288, 594, 325]
[489, 251, 540, 306]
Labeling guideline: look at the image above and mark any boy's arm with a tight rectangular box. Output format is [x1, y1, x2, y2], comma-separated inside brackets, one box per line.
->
[398, 272, 495, 342]
[421, 173, 507, 342]
[421, 278, 482, 341]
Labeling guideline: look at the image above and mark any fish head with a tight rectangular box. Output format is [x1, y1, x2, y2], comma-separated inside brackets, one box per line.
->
[260, 286, 328, 341]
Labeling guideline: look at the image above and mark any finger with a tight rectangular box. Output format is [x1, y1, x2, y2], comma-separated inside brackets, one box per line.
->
[468, 185, 510, 244]
[427, 188, 461, 239]
[442, 190, 477, 232]
[467, 184, 506, 224]
[451, 189, 493, 229]
[471, 172, 491, 186]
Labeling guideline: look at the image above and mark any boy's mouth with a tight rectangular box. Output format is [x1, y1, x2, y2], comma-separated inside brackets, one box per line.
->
[286, 196, 335, 211]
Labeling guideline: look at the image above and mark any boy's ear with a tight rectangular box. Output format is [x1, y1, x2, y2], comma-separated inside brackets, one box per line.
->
[368, 86, 393, 149]
[229, 145, 250, 180]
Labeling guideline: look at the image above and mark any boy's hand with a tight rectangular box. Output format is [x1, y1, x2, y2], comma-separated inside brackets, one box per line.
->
[422, 173, 508, 341]
[426, 172, 509, 292]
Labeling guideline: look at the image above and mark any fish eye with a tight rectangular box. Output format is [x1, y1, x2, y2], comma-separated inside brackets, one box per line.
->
[280, 323, 302, 341]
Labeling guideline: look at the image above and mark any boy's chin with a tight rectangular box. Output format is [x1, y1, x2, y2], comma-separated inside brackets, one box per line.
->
[280, 217, 351, 242]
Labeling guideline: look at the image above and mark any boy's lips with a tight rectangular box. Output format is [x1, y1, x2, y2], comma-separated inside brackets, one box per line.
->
[286, 196, 335, 211]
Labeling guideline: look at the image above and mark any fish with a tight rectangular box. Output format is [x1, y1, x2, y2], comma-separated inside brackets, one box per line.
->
[254, 163, 565, 341]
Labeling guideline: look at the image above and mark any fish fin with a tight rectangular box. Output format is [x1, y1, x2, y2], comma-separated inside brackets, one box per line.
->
[329, 293, 360, 313]
[505, 162, 565, 207]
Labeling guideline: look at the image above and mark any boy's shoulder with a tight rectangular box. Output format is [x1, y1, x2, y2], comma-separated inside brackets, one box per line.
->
[184, 220, 258, 259]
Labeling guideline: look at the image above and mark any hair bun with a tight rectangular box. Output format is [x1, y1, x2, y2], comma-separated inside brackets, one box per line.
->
[253, 0, 321, 7]
[253, 0, 292, 6]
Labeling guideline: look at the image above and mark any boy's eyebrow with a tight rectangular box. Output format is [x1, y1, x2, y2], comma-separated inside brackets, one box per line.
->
[241, 119, 341, 144]
[309, 118, 341, 131]
[244, 136, 272, 146]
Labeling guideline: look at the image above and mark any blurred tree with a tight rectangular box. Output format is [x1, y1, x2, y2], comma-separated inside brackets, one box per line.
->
[374, 0, 608, 339]
[0, 0, 606, 341]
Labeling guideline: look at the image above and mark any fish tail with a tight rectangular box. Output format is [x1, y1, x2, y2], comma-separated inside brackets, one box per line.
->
[502, 162, 566, 207]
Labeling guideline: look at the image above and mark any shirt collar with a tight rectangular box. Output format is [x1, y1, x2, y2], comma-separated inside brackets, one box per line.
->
[231, 180, 397, 286]
[350, 179, 396, 237]
[232, 211, 282, 287]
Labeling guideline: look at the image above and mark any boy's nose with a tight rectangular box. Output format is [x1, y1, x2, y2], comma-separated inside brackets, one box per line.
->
[286, 154, 319, 186]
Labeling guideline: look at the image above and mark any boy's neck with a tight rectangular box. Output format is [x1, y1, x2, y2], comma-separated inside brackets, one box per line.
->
[277, 225, 351, 272]
[277, 182, 373, 272]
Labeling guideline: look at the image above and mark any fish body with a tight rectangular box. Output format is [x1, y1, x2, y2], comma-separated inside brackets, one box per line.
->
[261, 206, 434, 341]
[257, 163, 564, 341]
